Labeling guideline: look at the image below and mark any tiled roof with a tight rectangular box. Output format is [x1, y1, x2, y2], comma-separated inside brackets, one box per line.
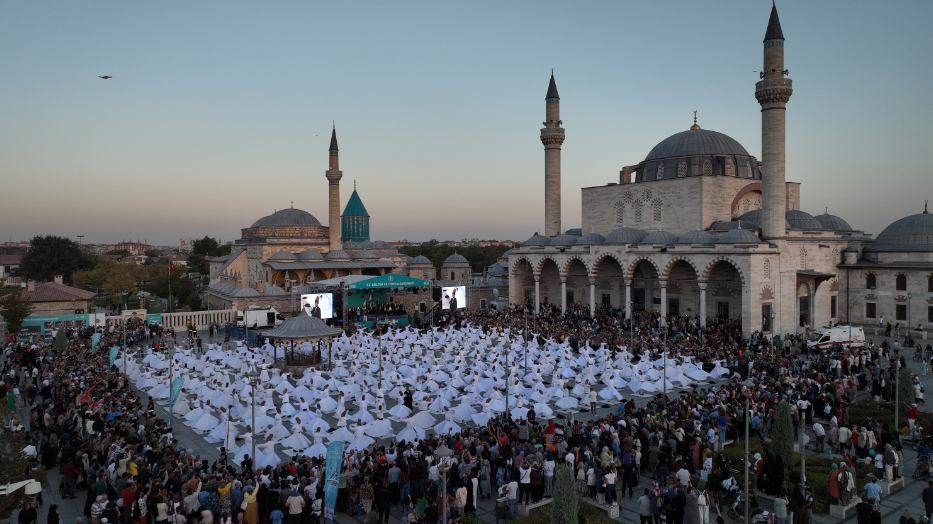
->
[22, 282, 96, 303]
[264, 260, 396, 271]
[0, 255, 21, 265]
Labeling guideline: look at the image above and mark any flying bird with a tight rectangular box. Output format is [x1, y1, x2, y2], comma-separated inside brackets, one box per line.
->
[98, 76, 112, 79]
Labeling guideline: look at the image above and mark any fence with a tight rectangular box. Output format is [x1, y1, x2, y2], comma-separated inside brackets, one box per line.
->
[105, 309, 236, 331]
[225, 325, 260, 346]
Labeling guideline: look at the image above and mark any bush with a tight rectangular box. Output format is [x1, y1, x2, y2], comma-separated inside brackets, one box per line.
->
[551, 465, 577, 524]
[771, 401, 795, 467]
[507, 500, 617, 524]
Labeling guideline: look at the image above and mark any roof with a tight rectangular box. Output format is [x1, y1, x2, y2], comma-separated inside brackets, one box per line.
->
[329, 127, 338, 152]
[261, 314, 342, 340]
[250, 208, 322, 228]
[604, 227, 647, 244]
[341, 189, 370, 217]
[642, 231, 678, 244]
[324, 250, 350, 260]
[576, 233, 605, 245]
[0, 255, 22, 265]
[866, 211, 933, 252]
[546, 72, 559, 99]
[815, 212, 853, 232]
[409, 255, 432, 265]
[549, 234, 578, 246]
[210, 248, 244, 279]
[21, 282, 96, 303]
[564, 228, 582, 236]
[267, 250, 298, 261]
[523, 233, 550, 246]
[645, 129, 750, 162]
[764, 4, 784, 41]
[444, 253, 469, 265]
[297, 249, 324, 260]
[717, 228, 762, 244]
[785, 209, 823, 230]
[264, 260, 396, 271]
[351, 249, 379, 259]
[678, 230, 716, 244]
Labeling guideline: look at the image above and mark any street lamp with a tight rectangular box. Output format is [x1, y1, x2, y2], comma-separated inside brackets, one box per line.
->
[435, 444, 454, 524]
[741, 381, 754, 524]
[247, 365, 261, 471]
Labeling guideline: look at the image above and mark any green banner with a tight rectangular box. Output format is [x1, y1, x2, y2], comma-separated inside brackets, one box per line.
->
[147, 315, 163, 325]
[348, 274, 429, 289]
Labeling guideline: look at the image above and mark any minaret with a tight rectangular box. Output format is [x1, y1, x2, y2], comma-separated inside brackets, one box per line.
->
[326, 125, 343, 251]
[541, 71, 565, 238]
[756, 2, 792, 240]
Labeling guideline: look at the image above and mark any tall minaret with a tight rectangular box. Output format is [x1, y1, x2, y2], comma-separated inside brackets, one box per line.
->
[326, 125, 343, 251]
[541, 71, 565, 238]
[756, 2, 792, 240]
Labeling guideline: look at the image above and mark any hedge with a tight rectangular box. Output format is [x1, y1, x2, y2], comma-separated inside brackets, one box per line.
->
[505, 501, 618, 524]
[723, 438, 875, 514]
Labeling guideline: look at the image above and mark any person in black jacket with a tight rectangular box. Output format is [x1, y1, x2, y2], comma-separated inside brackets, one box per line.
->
[376, 481, 391, 524]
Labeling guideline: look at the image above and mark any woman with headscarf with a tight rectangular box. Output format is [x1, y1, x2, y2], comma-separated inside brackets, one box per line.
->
[753, 453, 765, 491]
[827, 463, 841, 505]
[242, 486, 259, 524]
[649, 481, 664, 524]
[621, 453, 638, 499]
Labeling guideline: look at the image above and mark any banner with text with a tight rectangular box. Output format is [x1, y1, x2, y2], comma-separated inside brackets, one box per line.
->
[170, 377, 185, 407]
[323, 440, 345, 521]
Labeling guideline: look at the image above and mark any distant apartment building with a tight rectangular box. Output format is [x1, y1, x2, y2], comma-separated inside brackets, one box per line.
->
[114, 240, 151, 255]
[179, 238, 199, 252]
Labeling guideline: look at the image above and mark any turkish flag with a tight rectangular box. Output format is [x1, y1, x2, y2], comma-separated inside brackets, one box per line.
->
[169, 262, 180, 273]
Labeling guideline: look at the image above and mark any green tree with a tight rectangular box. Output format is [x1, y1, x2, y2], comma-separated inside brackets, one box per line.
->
[143, 249, 163, 258]
[186, 292, 202, 311]
[18, 235, 96, 284]
[105, 249, 132, 257]
[551, 464, 578, 524]
[0, 290, 35, 333]
[53, 328, 67, 352]
[771, 400, 795, 467]
[0, 430, 47, 520]
[103, 265, 138, 306]
[898, 365, 915, 426]
[187, 236, 231, 275]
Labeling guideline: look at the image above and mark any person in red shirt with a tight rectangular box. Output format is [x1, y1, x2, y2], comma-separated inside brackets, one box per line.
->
[121, 483, 137, 524]
[62, 461, 76, 499]
[905, 402, 919, 431]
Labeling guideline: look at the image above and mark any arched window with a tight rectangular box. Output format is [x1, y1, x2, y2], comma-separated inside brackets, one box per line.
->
[652, 198, 663, 221]
[451, 271, 455, 280]
[763, 259, 771, 280]
[799, 249, 807, 269]
[745, 160, 753, 178]
[615, 201, 624, 225]
[656, 162, 665, 179]
[726, 158, 735, 176]
[896, 274, 907, 290]
[677, 161, 687, 178]
[703, 159, 712, 176]
[866, 273, 876, 289]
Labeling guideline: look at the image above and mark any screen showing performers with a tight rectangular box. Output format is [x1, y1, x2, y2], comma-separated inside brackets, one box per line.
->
[299, 293, 333, 319]
[441, 286, 466, 310]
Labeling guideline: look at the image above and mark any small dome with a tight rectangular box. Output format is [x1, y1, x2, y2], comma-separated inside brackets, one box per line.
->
[815, 212, 853, 232]
[444, 253, 469, 264]
[351, 249, 379, 259]
[524, 233, 550, 246]
[486, 277, 505, 286]
[499, 249, 514, 260]
[678, 230, 716, 244]
[785, 209, 823, 230]
[867, 211, 933, 251]
[718, 228, 762, 244]
[576, 233, 605, 245]
[736, 210, 791, 230]
[297, 249, 324, 260]
[410, 255, 432, 265]
[488, 263, 507, 277]
[604, 227, 647, 244]
[325, 250, 351, 260]
[642, 231, 678, 244]
[250, 208, 322, 228]
[370, 240, 392, 249]
[564, 228, 582, 236]
[232, 287, 261, 297]
[549, 234, 578, 246]
[342, 241, 361, 250]
[267, 250, 298, 261]
[645, 128, 751, 161]
[264, 286, 287, 296]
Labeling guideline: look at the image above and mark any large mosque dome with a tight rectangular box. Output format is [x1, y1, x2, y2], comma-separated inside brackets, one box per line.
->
[645, 128, 751, 161]
[867, 210, 933, 251]
[250, 208, 323, 228]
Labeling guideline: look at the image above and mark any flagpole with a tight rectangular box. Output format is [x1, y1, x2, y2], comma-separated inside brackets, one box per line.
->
[168, 262, 172, 314]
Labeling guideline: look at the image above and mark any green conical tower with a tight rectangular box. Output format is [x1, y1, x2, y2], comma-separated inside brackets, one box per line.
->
[341, 181, 370, 242]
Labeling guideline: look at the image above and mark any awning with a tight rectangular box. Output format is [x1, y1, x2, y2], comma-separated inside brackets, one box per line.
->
[261, 314, 343, 340]
[349, 274, 430, 290]
[797, 270, 836, 288]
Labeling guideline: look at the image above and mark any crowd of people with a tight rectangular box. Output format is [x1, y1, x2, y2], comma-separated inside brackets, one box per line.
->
[0, 302, 927, 524]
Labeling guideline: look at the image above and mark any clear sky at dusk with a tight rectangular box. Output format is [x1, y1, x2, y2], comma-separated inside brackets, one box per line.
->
[1, 1, 930, 246]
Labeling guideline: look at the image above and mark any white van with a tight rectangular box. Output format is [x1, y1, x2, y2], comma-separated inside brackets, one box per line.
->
[806, 326, 865, 349]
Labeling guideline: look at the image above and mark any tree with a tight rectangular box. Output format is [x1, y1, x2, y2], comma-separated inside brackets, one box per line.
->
[187, 236, 231, 275]
[771, 400, 795, 467]
[0, 430, 47, 520]
[103, 265, 138, 303]
[0, 290, 35, 333]
[186, 292, 202, 311]
[143, 249, 163, 258]
[898, 365, 914, 426]
[18, 235, 96, 284]
[53, 328, 67, 352]
[551, 464, 578, 524]
[106, 249, 132, 257]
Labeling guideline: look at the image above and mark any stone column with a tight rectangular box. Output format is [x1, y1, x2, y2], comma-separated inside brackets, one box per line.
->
[589, 278, 596, 315]
[659, 280, 668, 327]
[698, 282, 708, 328]
[560, 278, 567, 314]
[534, 276, 541, 315]
[541, 73, 565, 237]
[624, 280, 632, 320]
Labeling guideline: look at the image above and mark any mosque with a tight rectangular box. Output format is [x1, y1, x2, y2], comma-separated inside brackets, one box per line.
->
[508, 4, 933, 338]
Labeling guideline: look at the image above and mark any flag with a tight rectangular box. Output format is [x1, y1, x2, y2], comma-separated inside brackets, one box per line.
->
[170, 377, 184, 407]
[323, 441, 345, 521]
[91, 333, 102, 350]
[109, 346, 121, 367]
[79, 387, 94, 405]
[169, 262, 180, 273]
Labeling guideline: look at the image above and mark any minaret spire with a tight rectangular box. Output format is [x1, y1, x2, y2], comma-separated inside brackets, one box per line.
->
[325, 124, 343, 251]
[541, 71, 565, 237]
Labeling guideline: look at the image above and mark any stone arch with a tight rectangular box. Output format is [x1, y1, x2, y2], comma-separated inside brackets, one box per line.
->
[730, 182, 762, 213]
[534, 256, 561, 277]
[700, 256, 746, 287]
[760, 284, 775, 301]
[626, 256, 662, 280]
[560, 255, 591, 279]
[590, 252, 626, 278]
[510, 256, 534, 277]
[662, 256, 701, 281]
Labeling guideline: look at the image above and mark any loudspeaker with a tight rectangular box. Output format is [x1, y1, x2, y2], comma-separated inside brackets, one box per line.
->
[432, 287, 441, 301]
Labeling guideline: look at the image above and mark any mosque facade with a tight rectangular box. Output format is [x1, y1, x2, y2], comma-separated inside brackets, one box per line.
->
[509, 5, 933, 339]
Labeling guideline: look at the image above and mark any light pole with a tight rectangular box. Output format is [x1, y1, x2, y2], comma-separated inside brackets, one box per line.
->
[662, 325, 667, 401]
[798, 410, 806, 496]
[247, 366, 260, 471]
[742, 384, 753, 524]
[628, 301, 634, 351]
[434, 444, 454, 524]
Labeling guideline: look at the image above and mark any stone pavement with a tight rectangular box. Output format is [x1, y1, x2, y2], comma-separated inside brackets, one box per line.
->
[11, 330, 933, 524]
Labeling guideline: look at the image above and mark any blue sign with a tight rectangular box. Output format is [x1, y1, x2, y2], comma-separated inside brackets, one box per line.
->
[323, 441, 345, 521]
[92, 333, 102, 350]
[147, 315, 163, 325]
[109, 346, 121, 367]
[170, 377, 184, 407]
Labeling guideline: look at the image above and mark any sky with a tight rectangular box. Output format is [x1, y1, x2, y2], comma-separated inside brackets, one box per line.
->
[1, 1, 931, 246]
